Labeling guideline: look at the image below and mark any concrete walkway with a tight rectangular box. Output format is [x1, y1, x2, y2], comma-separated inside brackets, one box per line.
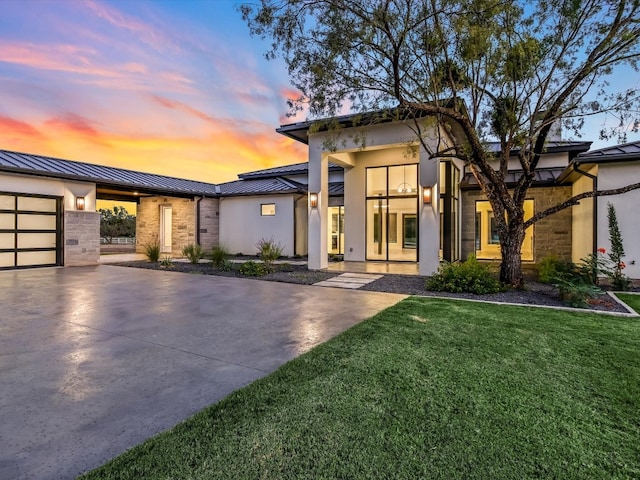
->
[314, 272, 384, 289]
[0, 266, 406, 479]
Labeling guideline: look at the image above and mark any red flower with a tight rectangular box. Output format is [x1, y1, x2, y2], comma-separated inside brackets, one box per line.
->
[597, 247, 606, 254]
[619, 262, 626, 269]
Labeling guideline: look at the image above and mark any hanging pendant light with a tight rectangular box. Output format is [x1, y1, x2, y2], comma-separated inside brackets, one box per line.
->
[397, 165, 413, 193]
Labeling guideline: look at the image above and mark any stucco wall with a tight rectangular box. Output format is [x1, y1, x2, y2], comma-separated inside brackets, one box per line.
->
[136, 196, 197, 257]
[571, 168, 596, 264]
[461, 185, 573, 263]
[219, 194, 297, 256]
[64, 211, 100, 266]
[596, 162, 640, 279]
[0, 172, 98, 267]
[307, 119, 443, 274]
[0, 172, 96, 211]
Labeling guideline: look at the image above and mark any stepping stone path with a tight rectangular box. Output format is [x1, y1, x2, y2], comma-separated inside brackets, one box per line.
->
[313, 273, 383, 289]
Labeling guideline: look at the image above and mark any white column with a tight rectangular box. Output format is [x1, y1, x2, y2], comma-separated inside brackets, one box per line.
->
[308, 140, 328, 270]
[419, 151, 440, 276]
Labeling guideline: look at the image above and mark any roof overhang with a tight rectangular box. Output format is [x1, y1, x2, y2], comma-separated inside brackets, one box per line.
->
[0, 164, 219, 199]
[276, 103, 464, 145]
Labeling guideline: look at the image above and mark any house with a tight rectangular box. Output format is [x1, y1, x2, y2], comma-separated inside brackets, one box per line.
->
[217, 162, 344, 257]
[275, 112, 615, 277]
[0, 149, 219, 269]
[1, 123, 639, 278]
[561, 141, 640, 278]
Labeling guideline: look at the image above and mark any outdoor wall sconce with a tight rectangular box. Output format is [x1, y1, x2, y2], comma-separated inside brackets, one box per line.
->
[422, 186, 433, 205]
[309, 192, 319, 208]
[76, 196, 85, 210]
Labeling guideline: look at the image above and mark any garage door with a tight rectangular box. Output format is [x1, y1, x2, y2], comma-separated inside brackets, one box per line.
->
[0, 192, 63, 270]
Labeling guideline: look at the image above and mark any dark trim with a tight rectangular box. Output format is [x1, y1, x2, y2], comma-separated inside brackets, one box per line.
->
[0, 191, 63, 269]
[364, 164, 419, 262]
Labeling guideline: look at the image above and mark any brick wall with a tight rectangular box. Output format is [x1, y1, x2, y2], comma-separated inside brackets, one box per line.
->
[461, 185, 573, 263]
[64, 211, 100, 266]
[136, 196, 219, 257]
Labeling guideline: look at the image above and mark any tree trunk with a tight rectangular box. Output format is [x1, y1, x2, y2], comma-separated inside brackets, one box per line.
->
[499, 223, 526, 288]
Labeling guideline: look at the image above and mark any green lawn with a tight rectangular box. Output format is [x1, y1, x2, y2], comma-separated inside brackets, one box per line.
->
[81, 298, 640, 479]
[615, 292, 640, 314]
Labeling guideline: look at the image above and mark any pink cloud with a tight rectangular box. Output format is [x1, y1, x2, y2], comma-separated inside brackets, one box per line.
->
[0, 41, 116, 77]
[45, 113, 101, 137]
[83, 0, 179, 53]
[150, 94, 217, 123]
[0, 115, 45, 139]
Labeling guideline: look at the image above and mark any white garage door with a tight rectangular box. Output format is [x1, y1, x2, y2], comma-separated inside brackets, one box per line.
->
[0, 192, 63, 269]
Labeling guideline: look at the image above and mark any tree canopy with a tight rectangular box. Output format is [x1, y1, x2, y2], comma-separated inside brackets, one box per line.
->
[99, 206, 136, 243]
[241, 0, 640, 285]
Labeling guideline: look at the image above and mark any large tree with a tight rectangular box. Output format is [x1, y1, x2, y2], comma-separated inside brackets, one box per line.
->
[241, 0, 640, 286]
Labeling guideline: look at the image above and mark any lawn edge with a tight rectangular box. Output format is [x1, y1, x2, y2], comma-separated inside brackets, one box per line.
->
[410, 292, 640, 317]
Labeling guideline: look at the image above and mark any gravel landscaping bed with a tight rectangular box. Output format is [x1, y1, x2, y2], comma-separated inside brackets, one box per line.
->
[111, 261, 633, 313]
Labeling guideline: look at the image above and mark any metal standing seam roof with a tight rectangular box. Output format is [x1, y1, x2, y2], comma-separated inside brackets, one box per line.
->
[238, 161, 343, 179]
[575, 140, 640, 163]
[218, 177, 305, 196]
[0, 149, 220, 196]
[218, 175, 345, 197]
[460, 167, 567, 189]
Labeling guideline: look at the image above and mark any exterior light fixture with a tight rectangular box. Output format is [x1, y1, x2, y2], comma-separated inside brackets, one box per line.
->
[422, 186, 432, 205]
[76, 196, 85, 210]
[309, 192, 319, 208]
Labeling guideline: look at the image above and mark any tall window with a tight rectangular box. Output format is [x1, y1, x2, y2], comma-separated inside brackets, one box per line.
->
[475, 200, 534, 261]
[439, 161, 460, 261]
[366, 164, 418, 261]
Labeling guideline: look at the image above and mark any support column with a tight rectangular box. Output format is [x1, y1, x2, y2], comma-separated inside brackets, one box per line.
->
[419, 151, 440, 276]
[308, 141, 328, 270]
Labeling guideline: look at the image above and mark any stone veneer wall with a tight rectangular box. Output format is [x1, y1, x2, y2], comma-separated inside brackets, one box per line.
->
[461, 185, 573, 263]
[64, 211, 100, 266]
[136, 196, 219, 257]
[198, 198, 219, 251]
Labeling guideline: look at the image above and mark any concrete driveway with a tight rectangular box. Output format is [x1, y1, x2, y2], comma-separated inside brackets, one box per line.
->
[0, 265, 406, 479]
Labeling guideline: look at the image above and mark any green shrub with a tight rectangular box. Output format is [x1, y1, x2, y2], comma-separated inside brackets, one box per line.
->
[536, 255, 575, 283]
[211, 245, 230, 269]
[606, 203, 632, 291]
[426, 255, 504, 294]
[256, 237, 284, 271]
[239, 260, 267, 276]
[554, 276, 601, 308]
[277, 262, 294, 272]
[182, 244, 204, 264]
[144, 240, 161, 262]
[217, 259, 233, 271]
[159, 256, 173, 267]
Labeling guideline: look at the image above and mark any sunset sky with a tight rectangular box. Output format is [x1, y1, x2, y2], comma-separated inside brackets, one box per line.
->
[1, 0, 638, 186]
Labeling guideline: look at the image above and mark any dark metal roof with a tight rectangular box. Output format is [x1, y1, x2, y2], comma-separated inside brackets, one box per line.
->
[0, 149, 220, 197]
[238, 161, 343, 179]
[218, 176, 344, 197]
[218, 176, 304, 196]
[460, 167, 566, 190]
[485, 141, 592, 156]
[575, 140, 640, 164]
[276, 107, 441, 145]
[328, 182, 344, 195]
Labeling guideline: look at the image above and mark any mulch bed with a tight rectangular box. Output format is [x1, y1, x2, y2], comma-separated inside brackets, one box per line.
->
[110, 261, 634, 314]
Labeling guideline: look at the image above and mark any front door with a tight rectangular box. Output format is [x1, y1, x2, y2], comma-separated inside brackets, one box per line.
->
[366, 165, 418, 261]
[160, 205, 172, 253]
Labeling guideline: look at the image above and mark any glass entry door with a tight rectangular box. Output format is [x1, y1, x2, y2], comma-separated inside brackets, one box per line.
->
[366, 165, 418, 262]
